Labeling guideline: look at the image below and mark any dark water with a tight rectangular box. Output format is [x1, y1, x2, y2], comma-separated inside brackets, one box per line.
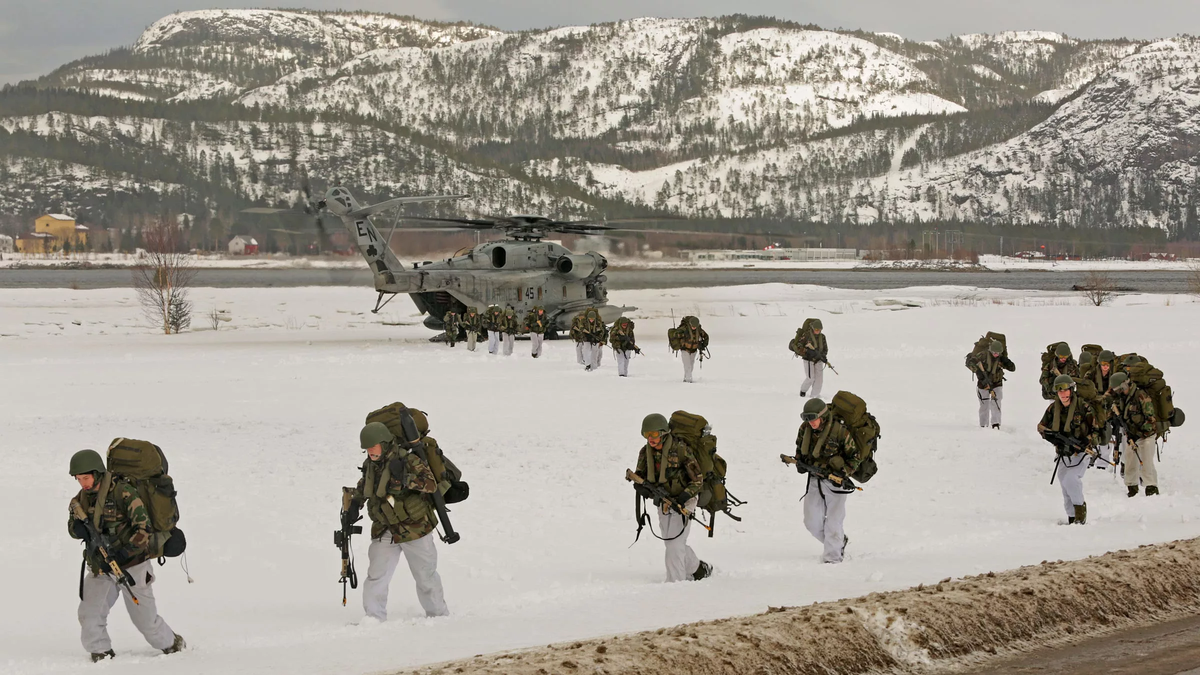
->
[0, 267, 1192, 293]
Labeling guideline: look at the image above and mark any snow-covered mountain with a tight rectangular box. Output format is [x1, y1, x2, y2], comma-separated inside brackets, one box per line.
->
[3, 9, 1195, 236]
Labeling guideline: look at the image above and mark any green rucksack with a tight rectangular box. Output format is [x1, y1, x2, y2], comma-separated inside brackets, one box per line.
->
[1070, 376, 1109, 441]
[103, 438, 185, 559]
[965, 331, 1006, 371]
[829, 391, 881, 483]
[1080, 344, 1104, 361]
[1123, 361, 1185, 437]
[366, 402, 468, 503]
[668, 410, 734, 524]
[788, 327, 806, 356]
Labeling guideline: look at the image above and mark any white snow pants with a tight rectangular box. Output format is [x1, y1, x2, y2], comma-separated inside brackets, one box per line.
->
[487, 330, 499, 354]
[802, 360, 825, 398]
[977, 386, 1003, 427]
[363, 533, 448, 620]
[502, 332, 514, 356]
[466, 331, 477, 351]
[79, 560, 176, 654]
[1124, 436, 1159, 488]
[802, 476, 850, 563]
[616, 350, 632, 376]
[1056, 453, 1088, 519]
[575, 341, 585, 364]
[530, 333, 543, 357]
[586, 342, 603, 370]
[681, 350, 697, 382]
[658, 497, 700, 582]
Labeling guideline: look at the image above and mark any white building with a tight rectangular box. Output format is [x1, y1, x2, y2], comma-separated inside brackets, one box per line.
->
[228, 235, 259, 255]
[0, 234, 13, 254]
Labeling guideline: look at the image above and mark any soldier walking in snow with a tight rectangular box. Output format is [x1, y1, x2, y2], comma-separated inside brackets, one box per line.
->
[609, 317, 640, 377]
[1039, 375, 1101, 524]
[967, 339, 1015, 429]
[442, 309, 460, 347]
[796, 318, 829, 399]
[484, 305, 502, 354]
[1108, 372, 1161, 497]
[523, 306, 549, 358]
[342, 423, 449, 620]
[630, 414, 712, 582]
[461, 307, 483, 352]
[569, 310, 588, 365]
[1081, 349, 1118, 466]
[1040, 343, 1079, 400]
[500, 307, 519, 356]
[68, 450, 185, 662]
[668, 316, 709, 383]
[792, 398, 860, 564]
[582, 308, 606, 371]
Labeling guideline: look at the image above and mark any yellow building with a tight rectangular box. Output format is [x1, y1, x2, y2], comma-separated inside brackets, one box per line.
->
[17, 214, 89, 252]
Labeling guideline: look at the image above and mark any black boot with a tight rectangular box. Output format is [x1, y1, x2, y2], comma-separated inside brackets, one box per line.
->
[91, 650, 115, 663]
[991, 423, 1000, 430]
[1067, 517, 1075, 524]
[841, 535, 849, 556]
[162, 634, 186, 655]
[1074, 503, 1087, 525]
[800, 391, 807, 397]
[1127, 485, 1139, 497]
[692, 560, 713, 581]
[1145, 485, 1159, 496]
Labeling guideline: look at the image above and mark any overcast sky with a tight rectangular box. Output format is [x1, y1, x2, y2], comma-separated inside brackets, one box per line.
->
[3, 1, 1197, 85]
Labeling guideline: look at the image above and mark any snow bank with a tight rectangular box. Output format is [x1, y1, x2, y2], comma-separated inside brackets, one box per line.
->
[395, 538, 1200, 674]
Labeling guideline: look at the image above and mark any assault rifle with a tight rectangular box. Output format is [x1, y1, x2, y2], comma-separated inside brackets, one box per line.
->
[398, 410, 461, 545]
[334, 489, 362, 606]
[804, 348, 839, 375]
[625, 469, 693, 518]
[71, 501, 139, 605]
[1042, 430, 1086, 455]
[779, 455, 861, 491]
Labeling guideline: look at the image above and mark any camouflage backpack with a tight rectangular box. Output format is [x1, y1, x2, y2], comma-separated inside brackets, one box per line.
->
[668, 410, 737, 530]
[1122, 360, 1185, 437]
[366, 402, 469, 503]
[788, 327, 806, 356]
[1080, 344, 1104, 361]
[965, 331, 1006, 371]
[102, 438, 185, 559]
[1069, 376, 1109, 441]
[611, 318, 635, 349]
[828, 391, 881, 483]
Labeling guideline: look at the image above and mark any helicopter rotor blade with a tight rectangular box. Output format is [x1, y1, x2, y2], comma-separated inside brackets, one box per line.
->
[346, 195, 468, 219]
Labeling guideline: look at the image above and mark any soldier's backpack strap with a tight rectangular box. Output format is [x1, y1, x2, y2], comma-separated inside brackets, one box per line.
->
[91, 472, 113, 529]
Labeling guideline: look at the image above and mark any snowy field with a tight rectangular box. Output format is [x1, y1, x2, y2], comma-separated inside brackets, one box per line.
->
[2, 283, 1198, 675]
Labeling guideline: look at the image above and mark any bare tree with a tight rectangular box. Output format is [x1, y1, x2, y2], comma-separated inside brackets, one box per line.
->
[1079, 270, 1117, 306]
[133, 221, 196, 334]
[1189, 262, 1200, 298]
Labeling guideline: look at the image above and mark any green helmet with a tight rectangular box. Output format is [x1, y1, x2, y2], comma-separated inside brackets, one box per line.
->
[801, 398, 827, 421]
[1098, 350, 1115, 363]
[359, 422, 394, 450]
[1052, 374, 1076, 392]
[1079, 351, 1094, 366]
[989, 340, 1004, 354]
[640, 413, 669, 436]
[810, 318, 823, 330]
[687, 316, 700, 328]
[1109, 372, 1130, 390]
[69, 449, 105, 476]
[1054, 343, 1071, 358]
[1122, 355, 1143, 366]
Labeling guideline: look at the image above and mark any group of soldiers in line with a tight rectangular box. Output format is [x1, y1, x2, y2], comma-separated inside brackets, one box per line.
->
[440, 305, 716, 382]
[968, 337, 1184, 526]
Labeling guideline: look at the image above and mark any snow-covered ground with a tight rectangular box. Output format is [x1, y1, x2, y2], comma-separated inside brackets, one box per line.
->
[2, 283, 1198, 674]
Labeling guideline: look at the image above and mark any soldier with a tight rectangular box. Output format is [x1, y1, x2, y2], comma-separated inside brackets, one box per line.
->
[583, 308, 606, 371]
[441, 309, 460, 347]
[500, 307, 518, 356]
[609, 317, 640, 377]
[798, 319, 828, 398]
[632, 414, 712, 582]
[970, 339, 1015, 429]
[68, 449, 184, 662]
[1040, 343, 1079, 400]
[485, 305, 502, 354]
[1082, 349, 1118, 466]
[793, 398, 859, 564]
[1108, 372, 1160, 497]
[523, 306, 549, 358]
[461, 307, 483, 352]
[569, 310, 588, 365]
[1038, 375, 1100, 524]
[343, 423, 449, 620]
[671, 316, 709, 383]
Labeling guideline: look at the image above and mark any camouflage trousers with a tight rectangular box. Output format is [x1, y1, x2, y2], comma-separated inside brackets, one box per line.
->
[1124, 436, 1158, 488]
[364, 532, 448, 619]
[79, 560, 176, 654]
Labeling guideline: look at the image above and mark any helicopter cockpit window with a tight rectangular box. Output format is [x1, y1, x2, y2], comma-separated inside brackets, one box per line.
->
[491, 247, 507, 269]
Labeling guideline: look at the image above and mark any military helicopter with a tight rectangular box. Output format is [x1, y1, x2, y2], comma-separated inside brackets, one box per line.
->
[312, 186, 638, 334]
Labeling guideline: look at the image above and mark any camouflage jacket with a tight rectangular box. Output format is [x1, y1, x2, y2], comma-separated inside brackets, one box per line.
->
[461, 311, 484, 333]
[523, 310, 549, 334]
[484, 307, 502, 331]
[609, 322, 638, 351]
[675, 323, 709, 352]
[635, 434, 703, 501]
[1112, 385, 1159, 441]
[1037, 395, 1100, 453]
[497, 312, 519, 334]
[1081, 363, 1114, 398]
[582, 318, 607, 344]
[801, 331, 828, 360]
[970, 351, 1016, 389]
[1040, 358, 1080, 399]
[351, 443, 439, 543]
[442, 312, 459, 334]
[795, 416, 860, 477]
[69, 477, 152, 573]
[569, 313, 587, 342]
